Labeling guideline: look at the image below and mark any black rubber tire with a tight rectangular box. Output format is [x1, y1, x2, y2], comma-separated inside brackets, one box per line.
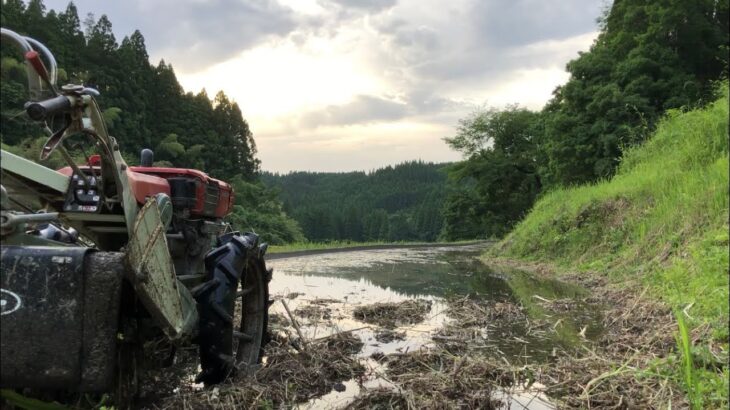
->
[193, 232, 269, 385]
[234, 247, 271, 372]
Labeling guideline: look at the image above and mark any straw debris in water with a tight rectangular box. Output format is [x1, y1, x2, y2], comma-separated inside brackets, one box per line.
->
[294, 303, 332, 320]
[353, 299, 432, 328]
[350, 351, 512, 409]
[154, 332, 365, 409]
[375, 329, 406, 343]
[351, 283, 690, 409]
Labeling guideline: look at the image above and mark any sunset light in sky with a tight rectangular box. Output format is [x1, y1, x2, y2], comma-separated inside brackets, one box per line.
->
[44, 0, 605, 172]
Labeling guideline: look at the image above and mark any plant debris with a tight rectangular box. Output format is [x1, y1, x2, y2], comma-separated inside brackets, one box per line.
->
[532, 295, 581, 313]
[323, 331, 364, 356]
[294, 303, 332, 320]
[345, 388, 409, 409]
[535, 285, 685, 408]
[353, 299, 432, 328]
[453, 259, 692, 408]
[432, 296, 541, 357]
[350, 351, 509, 409]
[374, 329, 406, 343]
[310, 298, 341, 305]
[351, 269, 689, 409]
[268, 312, 288, 327]
[153, 332, 365, 409]
[142, 255, 691, 409]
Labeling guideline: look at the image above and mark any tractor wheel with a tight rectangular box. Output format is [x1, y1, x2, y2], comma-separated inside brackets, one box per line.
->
[193, 233, 270, 385]
[235, 253, 272, 371]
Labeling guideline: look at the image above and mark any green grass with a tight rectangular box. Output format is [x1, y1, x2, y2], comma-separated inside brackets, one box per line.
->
[0, 389, 71, 410]
[493, 83, 729, 406]
[676, 311, 702, 408]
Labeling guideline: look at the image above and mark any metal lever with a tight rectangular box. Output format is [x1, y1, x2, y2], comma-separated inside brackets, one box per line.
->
[24, 50, 58, 95]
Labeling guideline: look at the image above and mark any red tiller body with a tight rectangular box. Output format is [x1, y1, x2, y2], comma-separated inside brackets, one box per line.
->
[57, 163, 234, 219]
[130, 166, 234, 218]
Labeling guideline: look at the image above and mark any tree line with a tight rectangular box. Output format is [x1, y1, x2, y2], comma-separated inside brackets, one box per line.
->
[440, 0, 729, 240]
[0, 0, 304, 244]
[262, 161, 448, 242]
[3, 0, 726, 245]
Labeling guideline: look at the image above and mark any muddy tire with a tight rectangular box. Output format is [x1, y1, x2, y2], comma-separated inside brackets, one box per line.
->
[236, 247, 272, 371]
[193, 232, 270, 385]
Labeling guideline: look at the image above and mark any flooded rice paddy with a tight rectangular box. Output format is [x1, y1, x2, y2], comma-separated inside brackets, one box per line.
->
[147, 243, 685, 409]
[262, 244, 603, 409]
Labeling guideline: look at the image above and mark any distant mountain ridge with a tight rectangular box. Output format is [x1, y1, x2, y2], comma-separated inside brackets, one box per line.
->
[261, 161, 450, 242]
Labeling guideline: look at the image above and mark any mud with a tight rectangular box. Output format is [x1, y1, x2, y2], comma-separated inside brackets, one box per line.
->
[152, 333, 365, 409]
[133, 245, 688, 409]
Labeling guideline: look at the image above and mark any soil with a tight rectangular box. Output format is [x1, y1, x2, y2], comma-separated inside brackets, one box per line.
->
[138, 255, 689, 409]
[477, 257, 689, 408]
[2, 246, 694, 409]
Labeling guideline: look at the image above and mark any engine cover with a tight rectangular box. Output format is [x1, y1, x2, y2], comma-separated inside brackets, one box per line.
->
[130, 167, 234, 218]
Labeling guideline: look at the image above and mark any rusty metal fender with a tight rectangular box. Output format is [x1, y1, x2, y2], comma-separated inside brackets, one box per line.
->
[125, 196, 197, 340]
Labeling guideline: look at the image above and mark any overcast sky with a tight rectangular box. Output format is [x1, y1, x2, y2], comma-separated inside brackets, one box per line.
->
[44, 0, 607, 173]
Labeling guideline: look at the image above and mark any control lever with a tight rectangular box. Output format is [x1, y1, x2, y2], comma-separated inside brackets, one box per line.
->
[24, 50, 57, 95]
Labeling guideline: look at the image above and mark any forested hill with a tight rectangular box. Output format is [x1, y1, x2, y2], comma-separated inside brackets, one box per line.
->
[1, 0, 257, 180]
[261, 161, 448, 242]
[440, 0, 728, 242]
[0, 0, 304, 244]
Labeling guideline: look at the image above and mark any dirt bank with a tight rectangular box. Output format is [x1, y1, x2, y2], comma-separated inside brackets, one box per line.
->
[478, 257, 689, 408]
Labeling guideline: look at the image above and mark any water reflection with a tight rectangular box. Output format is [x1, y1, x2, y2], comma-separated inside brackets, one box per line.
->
[267, 245, 601, 409]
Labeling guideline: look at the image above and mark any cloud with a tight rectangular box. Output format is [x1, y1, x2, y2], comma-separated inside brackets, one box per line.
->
[470, 0, 606, 49]
[326, 0, 397, 12]
[371, 0, 605, 82]
[256, 121, 462, 172]
[300, 95, 409, 128]
[42, 0, 606, 172]
[45, 0, 298, 72]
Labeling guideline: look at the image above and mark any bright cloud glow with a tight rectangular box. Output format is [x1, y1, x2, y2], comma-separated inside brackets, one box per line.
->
[178, 36, 382, 119]
[45, 0, 605, 172]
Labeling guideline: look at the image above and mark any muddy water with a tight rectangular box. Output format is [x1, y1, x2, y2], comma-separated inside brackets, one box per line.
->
[267, 244, 603, 409]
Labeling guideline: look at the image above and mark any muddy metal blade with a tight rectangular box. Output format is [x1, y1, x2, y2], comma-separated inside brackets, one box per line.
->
[125, 198, 186, 339]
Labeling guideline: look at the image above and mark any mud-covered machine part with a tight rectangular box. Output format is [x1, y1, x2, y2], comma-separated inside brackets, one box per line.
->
[0, 247, 125, 391]
[194, 232, 271, 384]
[0, 26, 273, 399]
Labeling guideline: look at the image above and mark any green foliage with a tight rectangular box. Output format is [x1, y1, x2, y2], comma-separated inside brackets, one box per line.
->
[0, 0, 302, 244]
[675, 311, 701, 409]
[442, 106, 543, 240]
[0, 1, 258, 182]
[262, 161, 448, 242]
[102, 106, 122, 129]
[156, 133, 186, 161]
[0, 389, 70, 410]
[227, 176, 304, 245]
[496, 84, 729, 406]
[540, 0, 729, 186]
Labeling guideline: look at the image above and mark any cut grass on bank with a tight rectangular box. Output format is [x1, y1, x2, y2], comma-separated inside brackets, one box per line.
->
[492, 83, 729, 408]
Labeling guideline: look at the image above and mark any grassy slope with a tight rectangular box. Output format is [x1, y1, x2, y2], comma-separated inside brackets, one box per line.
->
[493, 85, 729, 405]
